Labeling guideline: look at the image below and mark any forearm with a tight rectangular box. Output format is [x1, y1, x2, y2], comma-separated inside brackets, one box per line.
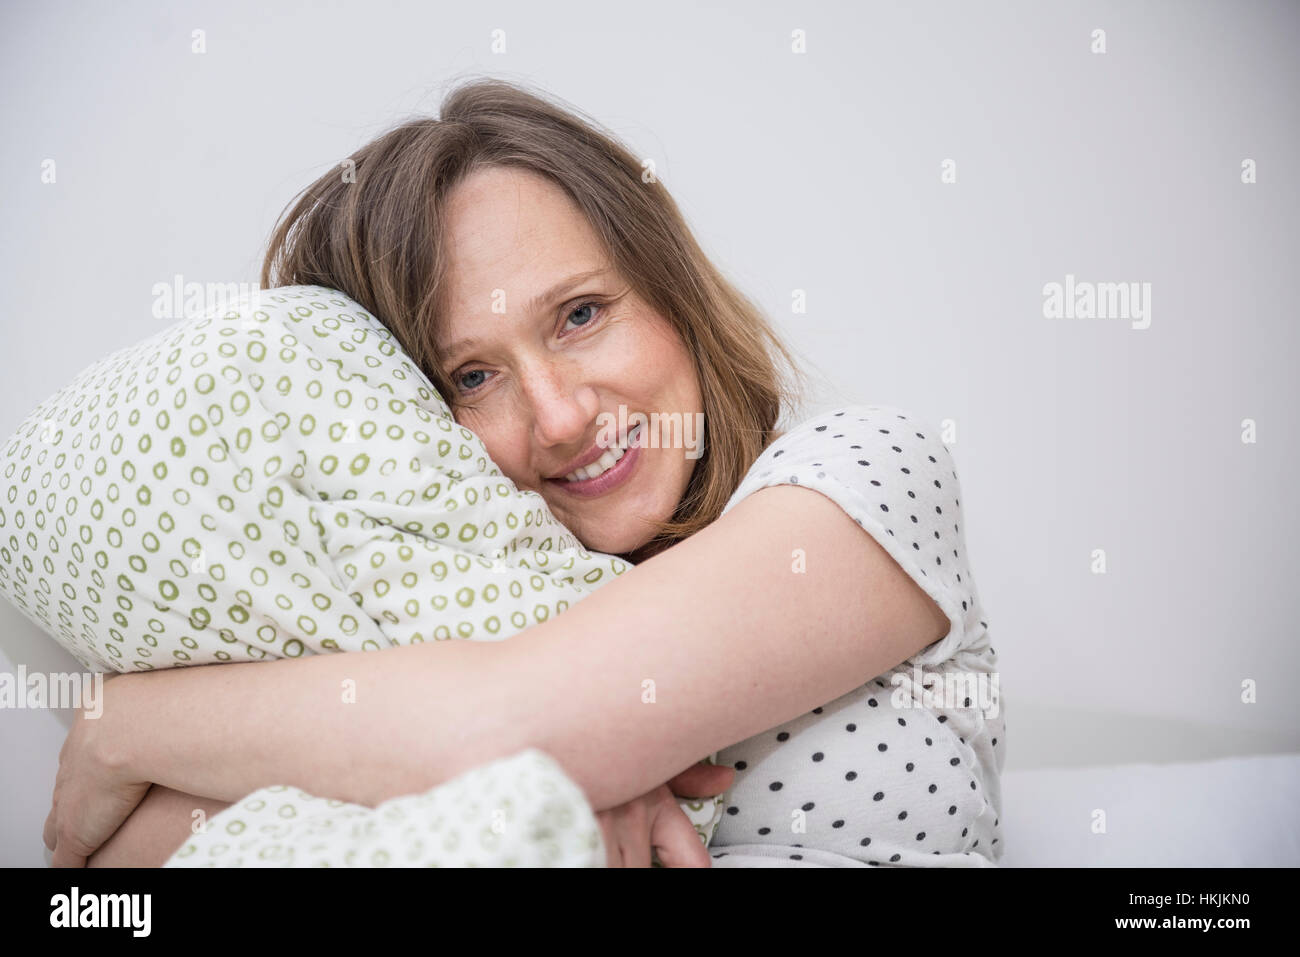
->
[109, 485, 946, 815]
[111, 639, 526, 808]
[86, 785, 229, 867]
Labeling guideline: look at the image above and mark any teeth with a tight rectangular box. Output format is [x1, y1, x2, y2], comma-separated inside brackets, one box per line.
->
[563, 423, 641, 483]
[566, 445, 624, 482]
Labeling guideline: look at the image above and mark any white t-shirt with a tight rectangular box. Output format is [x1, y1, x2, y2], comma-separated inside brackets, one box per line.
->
[709, 404, 1006, 867]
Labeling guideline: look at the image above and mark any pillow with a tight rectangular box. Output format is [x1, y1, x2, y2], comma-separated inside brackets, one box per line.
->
[0, 285, 725, 853]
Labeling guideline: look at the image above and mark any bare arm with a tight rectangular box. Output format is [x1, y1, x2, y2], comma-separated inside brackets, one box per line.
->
[86, 786, 229, 867]
[103, 484, 949, 812]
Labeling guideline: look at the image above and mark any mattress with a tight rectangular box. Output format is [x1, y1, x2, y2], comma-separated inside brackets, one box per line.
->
[996, 753, 1300, 867]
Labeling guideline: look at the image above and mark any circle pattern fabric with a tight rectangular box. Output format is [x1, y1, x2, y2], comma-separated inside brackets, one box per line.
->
[0, 286, 627, 669]
[165, 748, 605, 868]
[0, 286, 725, 860]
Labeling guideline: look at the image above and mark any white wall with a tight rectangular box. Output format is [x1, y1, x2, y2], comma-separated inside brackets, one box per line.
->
[2, 0, 1297, 866]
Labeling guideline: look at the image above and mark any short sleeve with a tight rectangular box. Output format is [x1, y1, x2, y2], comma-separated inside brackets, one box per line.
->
[720, 404, 980, 667]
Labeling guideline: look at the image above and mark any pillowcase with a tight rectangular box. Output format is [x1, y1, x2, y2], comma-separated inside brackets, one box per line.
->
[0, 285, 725, 851]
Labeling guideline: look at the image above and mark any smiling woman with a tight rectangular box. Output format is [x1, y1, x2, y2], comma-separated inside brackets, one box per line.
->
[261, 78, 803, 565]
[33, 76, 1005, 869]
[429, 165, 707, 558]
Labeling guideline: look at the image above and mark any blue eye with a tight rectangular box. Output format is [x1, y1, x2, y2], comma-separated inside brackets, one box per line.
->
[456, 369, 489, 392]
[563, 301, 603, 331]
[452, 301, 604, 396]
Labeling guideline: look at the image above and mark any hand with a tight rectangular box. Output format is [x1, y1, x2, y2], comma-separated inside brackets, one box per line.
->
[43, 675, 150, 867]
[596, 761, 734, 868]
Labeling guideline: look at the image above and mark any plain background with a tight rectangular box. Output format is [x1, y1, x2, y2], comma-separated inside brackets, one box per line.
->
[2, 0, 1297, 866]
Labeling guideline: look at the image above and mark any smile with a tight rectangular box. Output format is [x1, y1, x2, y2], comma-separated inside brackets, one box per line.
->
[546, 423, 644, 498]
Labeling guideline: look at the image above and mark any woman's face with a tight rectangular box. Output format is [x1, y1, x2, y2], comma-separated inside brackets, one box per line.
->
[435, 165, 704, 557]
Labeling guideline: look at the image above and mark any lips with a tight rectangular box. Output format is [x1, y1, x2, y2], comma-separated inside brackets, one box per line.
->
[548, 420, 641, 480]
[558, 423, 643, 482]
[544, 424, 644, 498]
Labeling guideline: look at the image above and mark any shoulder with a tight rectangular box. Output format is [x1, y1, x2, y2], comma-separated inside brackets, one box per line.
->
[723, 403, 988, 667]
[722, 403, 979, 664]
[736, 403, 968, 569]
[763, 404, 952, 473]
[730, 403, 982, 666]
[729, 403, 960, 516]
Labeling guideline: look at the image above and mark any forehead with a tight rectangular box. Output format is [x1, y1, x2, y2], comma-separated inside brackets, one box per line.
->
[438, 167, 607, 332]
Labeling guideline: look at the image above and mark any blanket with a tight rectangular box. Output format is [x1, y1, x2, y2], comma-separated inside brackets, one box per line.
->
[0, 285, 725, 866]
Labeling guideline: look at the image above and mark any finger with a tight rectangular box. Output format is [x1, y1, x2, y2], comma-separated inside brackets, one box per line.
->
[619, 806, 653, 868]
[651, 803, 712, 868]
[613, 814, 636, 868]
[50, 832, 91, 869]
[664, 762, 713, 795]
[666, 762, 735, 798]
[596, 813, 620, 868]
[599, 810, 641, 868]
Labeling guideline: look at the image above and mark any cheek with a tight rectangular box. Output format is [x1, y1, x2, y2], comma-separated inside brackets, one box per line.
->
[656, 339, 698, 408]
[484, 433, 526, 479]
[601, 326, 653, 381]
[622, 324, 691, 397]
[455, 415, 522, 480]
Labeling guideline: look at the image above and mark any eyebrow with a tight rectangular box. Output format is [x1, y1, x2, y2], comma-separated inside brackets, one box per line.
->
[439, 267, 612, 366]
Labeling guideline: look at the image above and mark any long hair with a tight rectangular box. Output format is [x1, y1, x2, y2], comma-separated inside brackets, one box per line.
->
[261, 76, 806, 559]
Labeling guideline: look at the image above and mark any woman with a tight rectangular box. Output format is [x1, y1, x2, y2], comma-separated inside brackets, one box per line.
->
[45, 77, 1005, 867]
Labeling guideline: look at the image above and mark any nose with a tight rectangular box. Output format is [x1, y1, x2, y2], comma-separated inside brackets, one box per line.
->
[520, 358, 600, 456]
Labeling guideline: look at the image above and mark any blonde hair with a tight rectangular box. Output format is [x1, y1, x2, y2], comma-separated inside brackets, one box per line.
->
[262, 76, 806, 560]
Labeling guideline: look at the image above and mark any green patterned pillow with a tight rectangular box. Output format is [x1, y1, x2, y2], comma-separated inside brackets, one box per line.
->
[0, 285, 725, 850]
[0, 286, 628, 667]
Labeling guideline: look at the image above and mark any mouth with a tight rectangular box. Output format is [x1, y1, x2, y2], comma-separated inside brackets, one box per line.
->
[545, 422, 644, 499]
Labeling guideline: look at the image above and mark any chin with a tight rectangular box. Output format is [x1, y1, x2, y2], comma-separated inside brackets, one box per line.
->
[552, 505, 659, 558]
[544, 485, 677, 559]
[577, 523, 645, 558]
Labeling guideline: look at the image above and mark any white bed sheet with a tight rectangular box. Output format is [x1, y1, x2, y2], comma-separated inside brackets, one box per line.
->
[996, 753, 1300, 867]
